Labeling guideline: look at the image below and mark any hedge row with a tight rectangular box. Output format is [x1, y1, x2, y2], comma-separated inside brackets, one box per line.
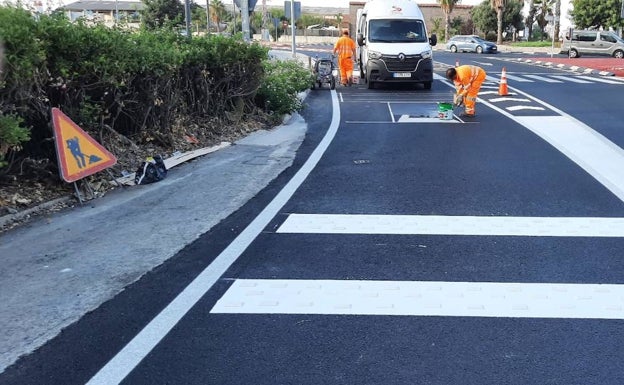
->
[0, 6, 313, 173]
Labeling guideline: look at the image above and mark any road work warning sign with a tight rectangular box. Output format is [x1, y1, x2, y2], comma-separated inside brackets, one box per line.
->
[52, 108, 117, 183]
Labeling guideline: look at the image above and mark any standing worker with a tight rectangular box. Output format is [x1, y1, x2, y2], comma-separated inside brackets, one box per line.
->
[445, 65, 487, 118]
[333, 29, 357, 86]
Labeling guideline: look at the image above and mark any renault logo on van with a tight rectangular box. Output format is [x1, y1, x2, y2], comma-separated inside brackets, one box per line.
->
[398, 53, 406, 61]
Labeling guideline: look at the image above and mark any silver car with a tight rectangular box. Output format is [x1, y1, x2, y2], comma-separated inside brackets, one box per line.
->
[560, 30, 624, 59]
[445, 35, 498, 54]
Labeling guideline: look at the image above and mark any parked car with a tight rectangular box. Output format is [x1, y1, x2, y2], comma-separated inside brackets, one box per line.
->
[446, 35, 497, 54]
[560, 30, 624, 59]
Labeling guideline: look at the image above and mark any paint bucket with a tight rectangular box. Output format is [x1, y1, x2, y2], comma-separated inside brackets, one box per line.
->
[351, 70, 360, 85]
[438, 102, 454, 120]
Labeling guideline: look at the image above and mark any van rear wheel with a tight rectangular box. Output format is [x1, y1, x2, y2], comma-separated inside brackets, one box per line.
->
[614, 50, 624, 59]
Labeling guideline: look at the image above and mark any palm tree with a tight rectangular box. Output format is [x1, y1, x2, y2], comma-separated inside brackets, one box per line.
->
[553, 0, 561, 41]
[436, 0, 460, 41]
[210, 0, 227, 32]
[490, 0, 505, 45]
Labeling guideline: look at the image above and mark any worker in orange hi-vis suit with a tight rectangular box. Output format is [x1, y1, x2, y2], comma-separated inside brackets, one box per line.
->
[445, 65, 487, 118]
[333, 29, 357, 86]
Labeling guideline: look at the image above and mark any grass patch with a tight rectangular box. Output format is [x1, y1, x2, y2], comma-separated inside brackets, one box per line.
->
[509, 41, 560, 48]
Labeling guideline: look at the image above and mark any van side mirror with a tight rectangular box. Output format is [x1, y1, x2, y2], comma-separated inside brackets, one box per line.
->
[357, 33, 364, 46]
[429, 33, 437, 46]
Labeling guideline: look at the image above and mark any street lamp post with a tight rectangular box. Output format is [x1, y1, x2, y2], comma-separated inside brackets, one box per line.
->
[206, 0, 210, 35]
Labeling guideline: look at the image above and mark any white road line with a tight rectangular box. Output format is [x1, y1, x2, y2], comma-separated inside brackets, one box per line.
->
[211, 279, 624, 320]
[522, 74, 564, 83]
[550, 75, 593, 84]
[277, 214, 624, 237]
[488, 97, 531, 103]
[577, 76, 624, 85]
[387, 103, 396, 123]
[85, 93, 343, 385]
[437, 77, 624, 204]
[515, 115, 624, 202]
[506, 106, 545, 111]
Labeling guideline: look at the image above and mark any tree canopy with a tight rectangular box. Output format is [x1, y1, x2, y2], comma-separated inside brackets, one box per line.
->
[140, 0, 185, 30]
[570, 0, 624, 30]
[471, 0, 523, 40]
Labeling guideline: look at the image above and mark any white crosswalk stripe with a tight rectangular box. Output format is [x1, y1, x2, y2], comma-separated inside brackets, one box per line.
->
[577, 75, 624, 84]
[549, 75, 594, 83]
[522, 74, 564, 83]
[211, 279, 624, 319]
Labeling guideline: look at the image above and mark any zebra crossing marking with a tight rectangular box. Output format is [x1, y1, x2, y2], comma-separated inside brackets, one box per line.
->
[211, 279, 624, 320]
[577, 76, 624, 85]
[522, 74, 564, 83]
[277, 214, 624, 237]
[549, 75, 593, 84]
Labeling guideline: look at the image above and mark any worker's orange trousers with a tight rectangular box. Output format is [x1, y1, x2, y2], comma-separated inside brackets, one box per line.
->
[338, 56, 354, 85]
[464, 70, 486, 115]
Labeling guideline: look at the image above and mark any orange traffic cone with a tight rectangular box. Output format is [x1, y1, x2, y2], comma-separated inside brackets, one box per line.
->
[498, 67, 509, 96]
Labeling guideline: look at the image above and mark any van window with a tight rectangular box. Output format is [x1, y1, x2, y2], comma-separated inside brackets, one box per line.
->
[578, 32, 596, 42]
[600, 33, 617, 43]
[368, 19, 426, 43]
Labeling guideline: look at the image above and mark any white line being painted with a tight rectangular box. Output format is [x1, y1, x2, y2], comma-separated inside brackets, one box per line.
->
[211, 279, 624, 320]
[86, 92, 343, 385]
[277, 214, 624, 237]
[488, 97, 531, 103]
[397, 115, 459, 123]
[506, 106, 545, 111]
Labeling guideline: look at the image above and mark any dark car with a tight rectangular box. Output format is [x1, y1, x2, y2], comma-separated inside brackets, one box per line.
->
[446, 35, 498, 54]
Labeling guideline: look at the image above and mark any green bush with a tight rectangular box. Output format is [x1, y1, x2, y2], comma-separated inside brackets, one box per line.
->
[257, 59, 314, 117]
[0, 113, 30, 168]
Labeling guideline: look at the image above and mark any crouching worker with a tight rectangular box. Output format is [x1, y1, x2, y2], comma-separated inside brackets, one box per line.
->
[333, 29, 357, 86]
[445, 65, 487, 118]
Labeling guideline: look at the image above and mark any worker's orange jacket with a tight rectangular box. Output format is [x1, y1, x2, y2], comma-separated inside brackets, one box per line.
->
[453, 65, 487, 96]
[334, 36, 356, 59]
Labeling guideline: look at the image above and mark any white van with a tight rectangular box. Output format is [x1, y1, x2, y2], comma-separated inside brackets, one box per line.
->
[356, 0, 437, 89]
[560, 30, 624, 59]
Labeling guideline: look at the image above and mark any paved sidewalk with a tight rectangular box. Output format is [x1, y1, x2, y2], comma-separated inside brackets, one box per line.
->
[0, 110, 308, 372]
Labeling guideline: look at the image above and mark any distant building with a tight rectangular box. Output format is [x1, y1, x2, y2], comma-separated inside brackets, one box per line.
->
[61, 0, 144, 27]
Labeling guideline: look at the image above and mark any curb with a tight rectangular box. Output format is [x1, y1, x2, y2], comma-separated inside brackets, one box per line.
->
[0, 196, 75, 230]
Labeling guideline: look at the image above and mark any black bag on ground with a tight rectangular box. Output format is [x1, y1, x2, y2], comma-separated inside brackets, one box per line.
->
[135, 155, 167, 185]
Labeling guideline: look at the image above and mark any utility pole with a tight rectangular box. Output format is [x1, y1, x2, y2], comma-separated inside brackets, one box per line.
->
[184, 0, 192, 38]
[241, 0, 250, 42]
[261, 0, 269, 41]
[206, 0, 210, 35]
[290, 0, 295, 56]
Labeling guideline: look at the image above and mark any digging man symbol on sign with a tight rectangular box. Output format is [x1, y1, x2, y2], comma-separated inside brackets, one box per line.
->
[66, 136, 102, 170]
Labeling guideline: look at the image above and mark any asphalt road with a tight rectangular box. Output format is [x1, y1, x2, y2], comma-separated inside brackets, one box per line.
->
[3, 49, 624, 384]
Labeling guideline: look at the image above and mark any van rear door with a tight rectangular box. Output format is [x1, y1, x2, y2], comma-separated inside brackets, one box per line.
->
[598, 32, 618, 56]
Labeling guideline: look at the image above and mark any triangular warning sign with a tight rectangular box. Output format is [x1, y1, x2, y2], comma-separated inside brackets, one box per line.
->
[52, 108, 117, 183]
